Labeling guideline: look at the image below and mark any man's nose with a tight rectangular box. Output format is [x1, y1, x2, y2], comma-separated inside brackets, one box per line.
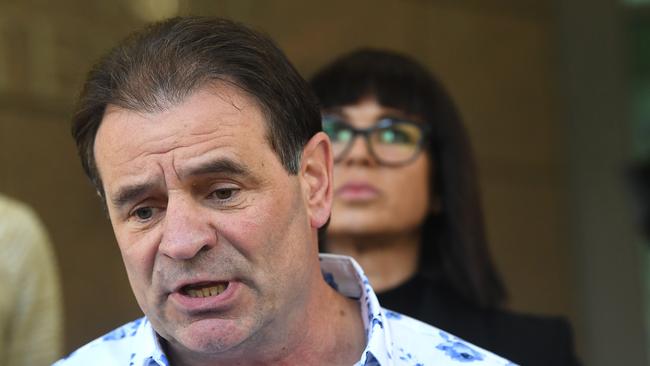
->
[339, 135, 378, 167]
[159, 195, 216, 260]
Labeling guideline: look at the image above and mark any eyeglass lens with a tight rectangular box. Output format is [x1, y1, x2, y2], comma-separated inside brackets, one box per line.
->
[322, 116, 424, 165]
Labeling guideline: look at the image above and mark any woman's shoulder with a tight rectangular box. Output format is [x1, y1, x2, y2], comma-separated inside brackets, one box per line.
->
[422, 286, 577, 352]
[484, 308, 575, 344]
[481, 309, 580, 366]
[384, 276, 581, 365]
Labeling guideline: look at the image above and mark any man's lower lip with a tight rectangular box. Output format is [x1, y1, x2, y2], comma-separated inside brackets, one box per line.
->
[169, 281, 239, 311]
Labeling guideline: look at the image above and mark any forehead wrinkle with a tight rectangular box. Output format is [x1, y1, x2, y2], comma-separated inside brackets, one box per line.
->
[108, 100, 243, 160]
[118, 125, 234, 168]
[169, 154, 182, 187]
[112, 123, 240, 178]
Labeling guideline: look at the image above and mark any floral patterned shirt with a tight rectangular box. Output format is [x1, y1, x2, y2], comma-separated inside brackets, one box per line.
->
[54, 254, 515, 366]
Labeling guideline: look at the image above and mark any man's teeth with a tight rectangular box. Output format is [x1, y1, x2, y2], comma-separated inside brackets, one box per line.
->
[184, 284, 227, 298]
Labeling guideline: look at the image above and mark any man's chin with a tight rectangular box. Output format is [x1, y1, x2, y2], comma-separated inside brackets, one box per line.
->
[161, 318, 252, 360]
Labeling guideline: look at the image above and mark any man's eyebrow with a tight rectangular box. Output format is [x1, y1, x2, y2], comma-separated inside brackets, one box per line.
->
[180, 158, 254, 180]
[111, 182, 157, 210]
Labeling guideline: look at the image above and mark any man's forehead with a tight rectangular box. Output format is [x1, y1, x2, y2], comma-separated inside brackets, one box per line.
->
[95, 83, 275, 194]
[97, 83, 267, 149]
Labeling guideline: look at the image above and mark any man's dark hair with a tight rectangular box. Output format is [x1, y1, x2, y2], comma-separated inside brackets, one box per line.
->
[73, 16, 321, 199]
[310, 48, 506, 308]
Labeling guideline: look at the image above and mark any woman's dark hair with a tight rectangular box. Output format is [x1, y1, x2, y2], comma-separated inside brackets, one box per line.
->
[310, 48, 507, 308]
[628, 159, 650, 240]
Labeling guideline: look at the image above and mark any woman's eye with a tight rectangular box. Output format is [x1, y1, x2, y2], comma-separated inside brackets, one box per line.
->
[325, 126, 352, 142]
[323, 118, 353, 143]
[380, 128, 410, 143]
[134, 207, 153, 220]
[335, 129, 353, 142]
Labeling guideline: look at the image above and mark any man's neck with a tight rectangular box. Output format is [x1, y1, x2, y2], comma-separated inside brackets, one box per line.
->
[326, 231, 420, 293]
[289, 283, 367, 365]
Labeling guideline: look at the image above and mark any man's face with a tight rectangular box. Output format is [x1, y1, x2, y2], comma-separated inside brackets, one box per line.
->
[94, 84, 318, 359]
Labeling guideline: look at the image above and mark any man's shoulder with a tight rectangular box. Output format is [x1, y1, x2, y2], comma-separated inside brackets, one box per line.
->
[54, 317, 158, 366]
[382, 309, 516, 365]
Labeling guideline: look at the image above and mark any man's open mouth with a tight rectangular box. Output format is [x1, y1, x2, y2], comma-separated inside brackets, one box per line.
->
[181, 282, 229, 298]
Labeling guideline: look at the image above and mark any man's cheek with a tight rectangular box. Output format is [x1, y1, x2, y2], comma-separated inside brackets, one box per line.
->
[123, 257, 151, 297]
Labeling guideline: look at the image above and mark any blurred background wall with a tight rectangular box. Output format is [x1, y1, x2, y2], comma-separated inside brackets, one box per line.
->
[0, 0, 647, 365]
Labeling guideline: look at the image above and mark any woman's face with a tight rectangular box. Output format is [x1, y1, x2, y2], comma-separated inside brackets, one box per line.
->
[325, 97, 432, 237]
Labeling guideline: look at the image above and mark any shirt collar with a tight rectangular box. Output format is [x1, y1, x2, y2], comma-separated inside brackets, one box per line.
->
[318, 253, 393, 366]
[125, 318, 168, 366]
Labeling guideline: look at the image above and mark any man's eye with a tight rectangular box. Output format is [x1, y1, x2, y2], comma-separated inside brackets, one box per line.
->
[134, 207, 153, 220]
[212, 188, 235, 200]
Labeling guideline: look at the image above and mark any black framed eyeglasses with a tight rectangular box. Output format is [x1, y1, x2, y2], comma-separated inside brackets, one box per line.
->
[322, 115, 430, 166]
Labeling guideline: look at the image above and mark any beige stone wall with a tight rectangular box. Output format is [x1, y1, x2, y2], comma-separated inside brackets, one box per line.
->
[0, 0, 580, 357]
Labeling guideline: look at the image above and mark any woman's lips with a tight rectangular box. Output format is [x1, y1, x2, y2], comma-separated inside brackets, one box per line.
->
[335, 182, 380, 201]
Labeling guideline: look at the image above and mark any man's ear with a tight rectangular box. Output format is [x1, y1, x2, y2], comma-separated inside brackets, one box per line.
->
[299, 132, 333, 230]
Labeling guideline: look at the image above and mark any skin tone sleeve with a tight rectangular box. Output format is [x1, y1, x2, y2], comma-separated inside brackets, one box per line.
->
[0, 200, 63, 366]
